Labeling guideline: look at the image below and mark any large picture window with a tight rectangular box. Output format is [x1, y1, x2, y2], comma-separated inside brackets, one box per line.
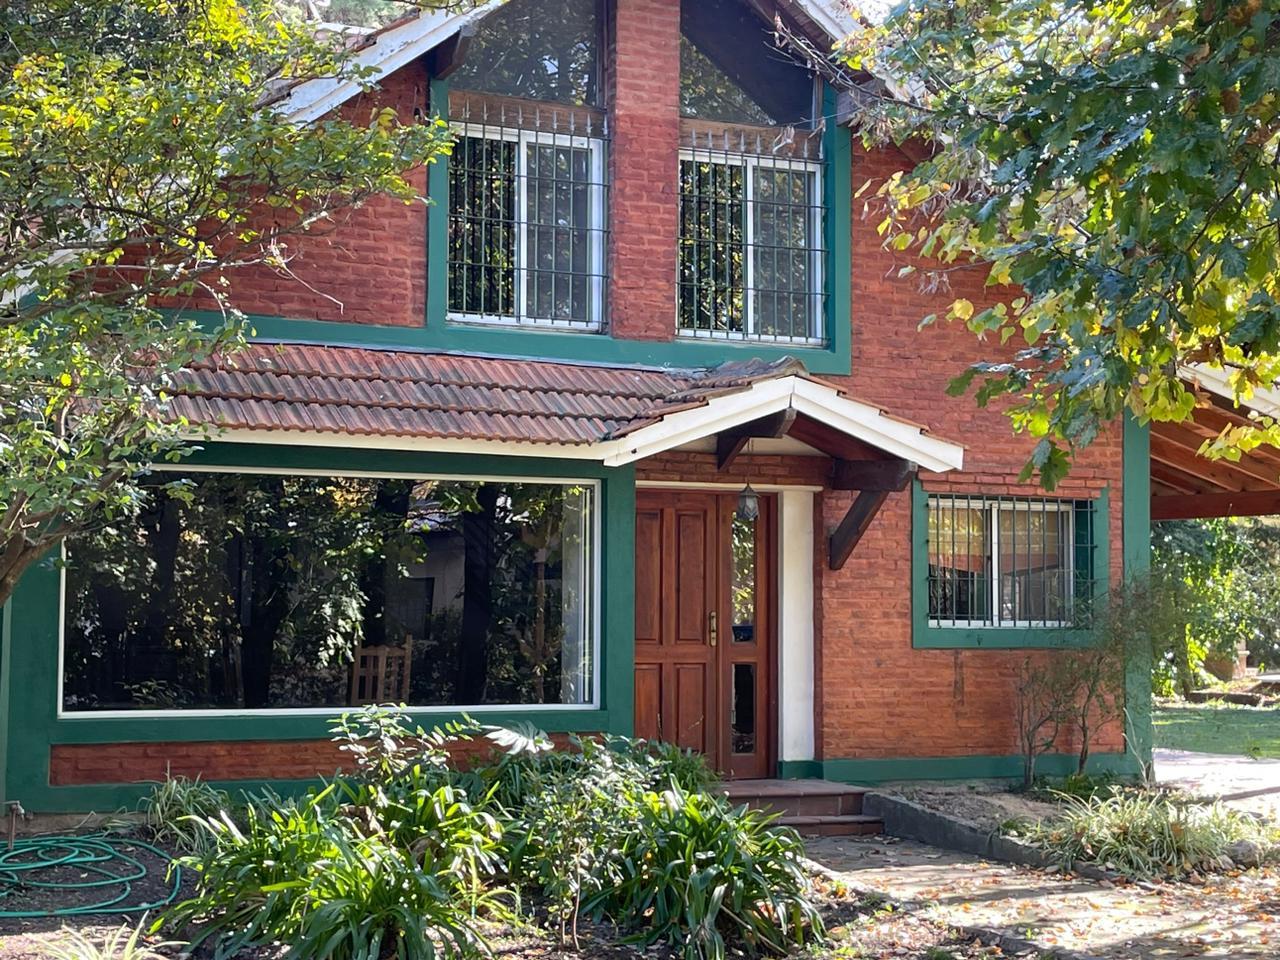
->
[61, 473, 597, 713]
[926, 494, 1097, 629]
[677, 144, 824, 344]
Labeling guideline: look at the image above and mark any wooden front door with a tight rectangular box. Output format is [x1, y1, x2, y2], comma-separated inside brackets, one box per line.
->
[634, 490, 774, 779]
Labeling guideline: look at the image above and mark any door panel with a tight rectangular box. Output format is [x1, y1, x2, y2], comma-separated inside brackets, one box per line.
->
[634, 491, 775, 779]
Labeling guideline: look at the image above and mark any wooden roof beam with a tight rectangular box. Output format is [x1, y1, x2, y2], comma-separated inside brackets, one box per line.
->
[1153, 490, 1280, 521]
[829, 489, 890, 570]
[715, 409, 797, 470]
[1152, 422, 1280, 488]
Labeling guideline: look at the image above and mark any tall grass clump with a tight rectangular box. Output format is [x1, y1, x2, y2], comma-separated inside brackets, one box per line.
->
[140, 773, 232, 856]
[1011, 788, 1277, 879]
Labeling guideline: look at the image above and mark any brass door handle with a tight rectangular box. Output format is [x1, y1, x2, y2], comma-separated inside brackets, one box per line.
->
[709, 610, 718, 647]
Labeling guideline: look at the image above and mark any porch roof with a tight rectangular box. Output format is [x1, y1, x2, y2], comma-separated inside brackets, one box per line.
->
[171, 342, 966, 473]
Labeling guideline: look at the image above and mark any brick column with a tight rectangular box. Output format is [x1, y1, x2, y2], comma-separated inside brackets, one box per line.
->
[608, 0, 680, 341]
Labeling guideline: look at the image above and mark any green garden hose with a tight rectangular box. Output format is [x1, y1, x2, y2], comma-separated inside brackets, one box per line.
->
[0, 835, 182, 918]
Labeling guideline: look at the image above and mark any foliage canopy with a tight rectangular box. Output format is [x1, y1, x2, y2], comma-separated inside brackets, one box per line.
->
[850, 0, 1280, 486]
[0, 0, 452, 604]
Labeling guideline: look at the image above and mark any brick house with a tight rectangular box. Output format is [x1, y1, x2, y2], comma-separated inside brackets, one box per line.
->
[0, 0, 1153, 813]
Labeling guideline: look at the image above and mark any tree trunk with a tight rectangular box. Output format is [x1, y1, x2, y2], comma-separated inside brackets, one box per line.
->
[457, 485, 498, 705]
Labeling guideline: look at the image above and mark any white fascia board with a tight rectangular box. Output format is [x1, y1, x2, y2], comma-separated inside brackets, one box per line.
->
[794, 0, 859, 40]
[194, 427, 608, 460]
[790, 378, 965, 472]
[277, 3, 503, 124]
[1182, 363, 1280, 420]
[600, 378, 798, 467]
[601, 375, 966, 472]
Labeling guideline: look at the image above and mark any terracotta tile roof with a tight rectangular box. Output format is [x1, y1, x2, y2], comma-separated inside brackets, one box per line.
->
[170, 343, 809, 446]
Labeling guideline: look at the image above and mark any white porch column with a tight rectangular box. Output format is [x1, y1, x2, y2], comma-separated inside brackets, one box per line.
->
[777, 488, 815, 763]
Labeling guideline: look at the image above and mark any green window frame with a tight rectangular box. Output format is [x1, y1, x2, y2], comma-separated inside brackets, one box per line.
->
[911, 481, 1110, 649]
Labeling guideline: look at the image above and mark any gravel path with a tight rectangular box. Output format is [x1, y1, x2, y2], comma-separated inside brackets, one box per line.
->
[808, 834, 1280, 959]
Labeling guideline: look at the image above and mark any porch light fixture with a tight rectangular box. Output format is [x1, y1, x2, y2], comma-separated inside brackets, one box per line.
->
[736, 482, 759, 521]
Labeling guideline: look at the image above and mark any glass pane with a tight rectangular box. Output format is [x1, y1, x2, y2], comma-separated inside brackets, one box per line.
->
[731, 513, 755, 642]
[731, 663, 756, 754]
[679, 34, 775, 125]
[525, 140, 594, 324]
[62, 474, 595, 711]
[677, 158, 745, 334]
[752, 165, 818, 340]
[998, 504, 1072, 624]
[448, 136, 517, 316]
[927, 500, 991, 624]
[451, 0, 600, 105]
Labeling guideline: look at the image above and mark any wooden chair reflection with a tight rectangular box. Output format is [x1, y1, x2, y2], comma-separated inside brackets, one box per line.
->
[348, 632, 413, 705]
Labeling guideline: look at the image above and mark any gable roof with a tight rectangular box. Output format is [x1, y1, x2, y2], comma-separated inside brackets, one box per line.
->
[173, 343, 964, 473]
[275, 0, 857, 124]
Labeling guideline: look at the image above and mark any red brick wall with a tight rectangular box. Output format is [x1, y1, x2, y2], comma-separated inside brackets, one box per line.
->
[172, 63, 431, 327]
[608, 0, 680, 340]
[806, 142, 1126, 762]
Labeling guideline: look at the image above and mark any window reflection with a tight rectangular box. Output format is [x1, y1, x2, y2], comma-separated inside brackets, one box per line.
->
[731, 512, 755, 642]
[61, 473, 595, 711]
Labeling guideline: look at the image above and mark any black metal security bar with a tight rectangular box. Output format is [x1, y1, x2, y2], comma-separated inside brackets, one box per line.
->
[925, 493, 1097, 629]
[677, 125, 826, 344]
[448, 98, 609, 330]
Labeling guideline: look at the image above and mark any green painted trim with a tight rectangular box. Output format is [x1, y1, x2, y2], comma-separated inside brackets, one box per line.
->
[241, 313, 851, 373]
[776, 760, 822, 780]
[911, 481, 1113, 649]
[1122, 413, 1154, 767]
[823, 82, 852, 371]
[819, 751, 1139, 785]
[426, 76, 450, 327]
[3, 442, 637, 812]
[0, 595, 10, 803]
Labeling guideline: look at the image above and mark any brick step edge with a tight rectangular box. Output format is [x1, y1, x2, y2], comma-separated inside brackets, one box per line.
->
[777, 814, 883, 837]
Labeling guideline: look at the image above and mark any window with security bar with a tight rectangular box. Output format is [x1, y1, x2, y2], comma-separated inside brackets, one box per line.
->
[925, 494, 1098, 628]
[447, 102, 608, 330]
[677, 130, 825, 344]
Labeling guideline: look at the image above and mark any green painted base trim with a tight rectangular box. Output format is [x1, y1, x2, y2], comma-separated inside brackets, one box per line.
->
[17, 779, 322, 816]
[914, 628, 1098, 649]
[818, 751, 1139, 785]
[776, 760, 823, 780]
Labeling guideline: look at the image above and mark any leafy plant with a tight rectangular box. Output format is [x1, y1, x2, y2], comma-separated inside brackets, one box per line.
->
[1010, 789, 1277, 879]
[45, 924, 182, 960]
[140, 772, 232, 856]
[589, 786, 824, 960]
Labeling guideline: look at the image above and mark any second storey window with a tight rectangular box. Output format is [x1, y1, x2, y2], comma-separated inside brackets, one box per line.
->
[677, 132, 825, 344]
[448, 105, 608, 330]
[926, 494, 1098, 629]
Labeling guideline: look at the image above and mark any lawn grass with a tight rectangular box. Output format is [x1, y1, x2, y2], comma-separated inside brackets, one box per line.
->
[1154, 702, 1280, 758]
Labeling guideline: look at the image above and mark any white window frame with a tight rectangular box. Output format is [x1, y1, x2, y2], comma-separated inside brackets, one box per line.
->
[56, 466, 603, 719]
[927, 497, 1077, 630]
[676, 147, 825, 345]
[448, 124, 606, 331]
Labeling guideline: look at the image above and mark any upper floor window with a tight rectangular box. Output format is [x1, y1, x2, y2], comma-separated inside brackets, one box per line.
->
[926, 493, 1098, 629]
[447, 97, 608, 330]
[450, 0, 603, 107]
[677, 130, 825, 344]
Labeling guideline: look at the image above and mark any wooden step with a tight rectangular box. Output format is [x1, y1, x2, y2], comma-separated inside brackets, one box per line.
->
[778, 814, 884, 837]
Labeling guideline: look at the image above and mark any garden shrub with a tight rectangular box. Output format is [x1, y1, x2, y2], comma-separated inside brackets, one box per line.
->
[1009, 788, 1278, 879]
[156, 705, 822, 960]
[140, 773, 232, 856]
[588, 785, 824, 960]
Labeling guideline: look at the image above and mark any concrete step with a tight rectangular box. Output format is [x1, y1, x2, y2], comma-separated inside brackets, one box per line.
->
[721, 779, 872, 821]
[777, 814, 884, 837]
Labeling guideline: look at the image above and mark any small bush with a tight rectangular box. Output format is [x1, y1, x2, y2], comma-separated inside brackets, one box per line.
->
[589, 786, 824, 960]
[45, 924, 182, 960]
[1010, 788, 1277, 879]
[141, 773, 232, 856]
[1028, 771, 1120, 802]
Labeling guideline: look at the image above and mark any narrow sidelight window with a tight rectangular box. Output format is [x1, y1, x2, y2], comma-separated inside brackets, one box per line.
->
[926, 494, 1096, 628]
[61, 473, 597, 712]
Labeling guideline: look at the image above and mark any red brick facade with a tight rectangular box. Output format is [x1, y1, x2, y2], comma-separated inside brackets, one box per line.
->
[43, 1, 1130, 791]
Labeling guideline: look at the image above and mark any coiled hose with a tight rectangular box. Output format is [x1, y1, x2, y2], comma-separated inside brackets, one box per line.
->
[0, 835, 182, 918]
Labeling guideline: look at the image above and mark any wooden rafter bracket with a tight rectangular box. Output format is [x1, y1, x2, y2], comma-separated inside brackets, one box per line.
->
[428, 22, 476, 79]
[828, 459, 916, 570]
[716, 409, 797, 470]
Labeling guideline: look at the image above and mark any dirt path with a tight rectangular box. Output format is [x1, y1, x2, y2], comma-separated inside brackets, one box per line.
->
[808, 834, 1280, 959]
